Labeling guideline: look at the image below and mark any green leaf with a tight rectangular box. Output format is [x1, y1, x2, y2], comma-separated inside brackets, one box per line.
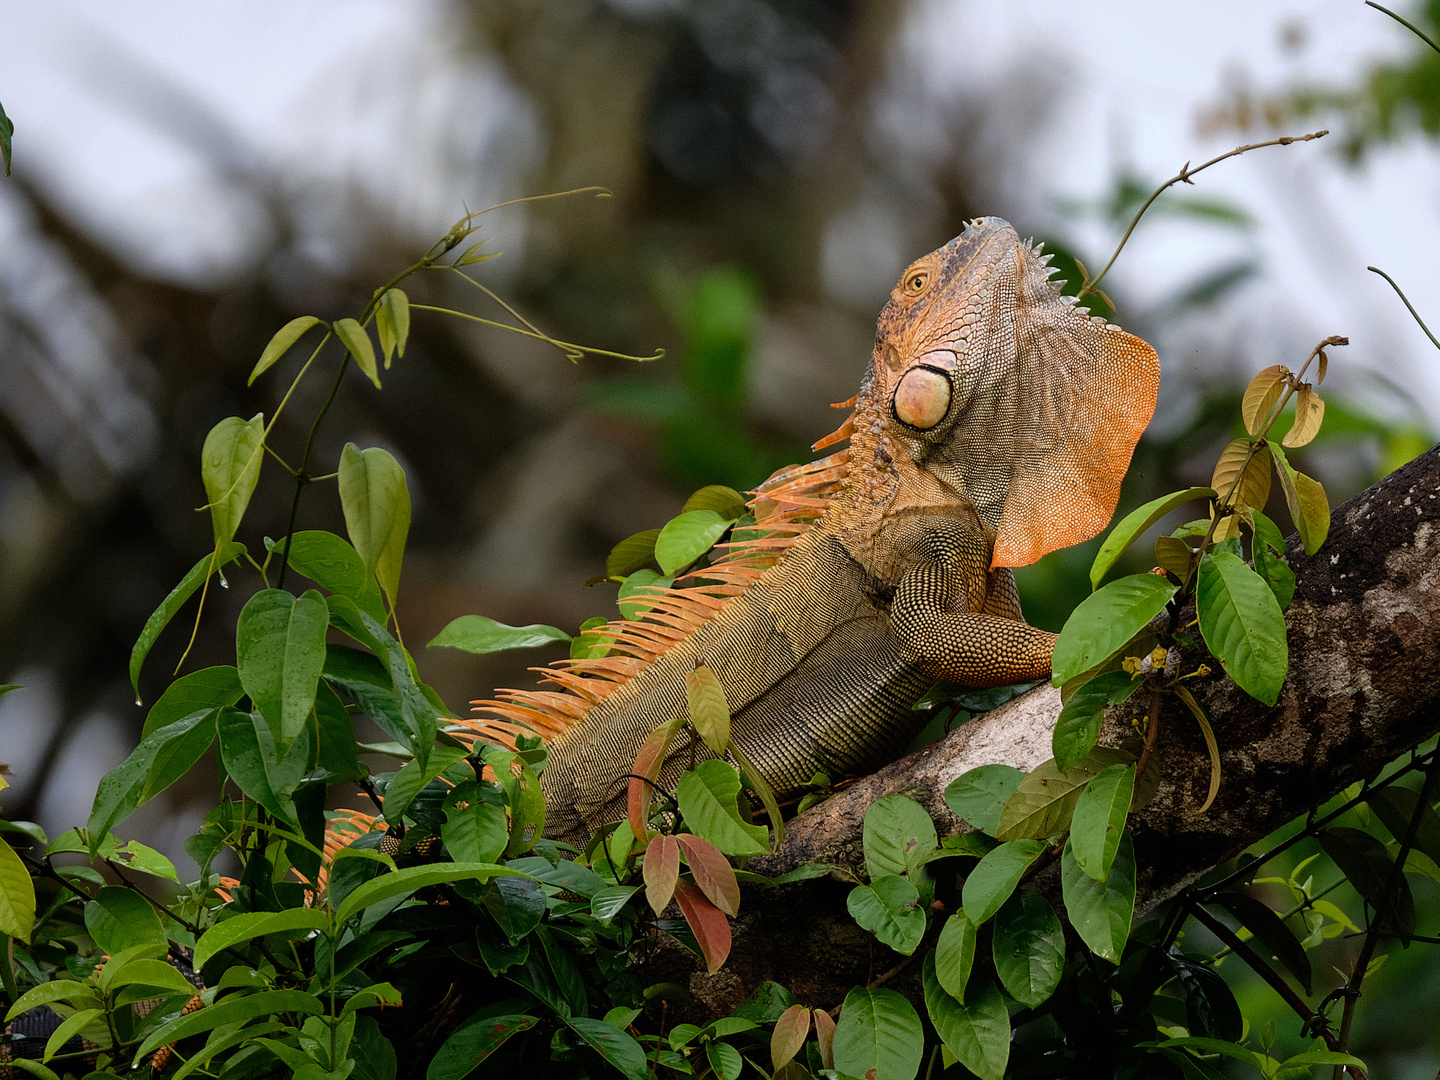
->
[486, 876, 546, 945]
[335, 863, 518, 926]
[847, 875, 926, 955]
[683, 485, 747, 518]
[923, 955, 1009, 1080]
[590, 885, 640, 923]
[1090, 487, 1216, 589]
[193, 908, 330, 970]
[961, 839, 1045, 925]
[1166, 951, 1243, 1042]
[442, 781, 509, 864]
[323, 642, 412, 753]
[1070, 763, 1135, 881]
[0, 837, 36, 942]
[352, 1015, 399, 1080]
[996, 746, 1134, 842]
[129, 541, 245, 701]
[991, 890, 1064, 1008]
[832, 986, 924, 1080]
[339, 443, 411, 611]
[606, 529, 660, 580]
[1208, 892, 1312, 994]
[565, 1017, 650, 1080]
[1268, 442, 1329, 555]
[1053, 573, 1178, 684]
[336, 317, 381, 388]
[384, 746, 470, 824]
[570, 616, 611, 660]
[201, 414, 266, 547]
[0, 99, 12, 176]
[862, 795, 938, 880]
[617, 569, 674, 620]
[88, 710, 218, 848]
[249, 316, 323, 385]
[675, 760, 769, 856]
[237, 588, 330, 746]
[934, 913, 977, 1002]
[1061, 831, 1135, 961]
[216, 706, 299, 825]
[137, 990, 326, 1058]
[1196, 550, 1288, 706]
[376, 288, 410, 367]
[705, 1040, 742, 1080]
[1052, 671, 1142, 772]
[655, 510, 731, 575]
[268, 530, 387, 623]
[42, 1008, 105, 1063]
[105, 958, 200, 996]
[5, 980, 103, 1022]
[313, 679, 365, 783]
[1369, 785, 1440, 867]
[111, 838, 180, 882]
[1248, 510, 1296, 610]
[142, 666, 243, 738]
[427, 1014, 537, 1080]
[484, 750, 546, 855]
[943, 765, 1025, 836]
[427, 615, 570, 654]
[84, 887, 165, 954]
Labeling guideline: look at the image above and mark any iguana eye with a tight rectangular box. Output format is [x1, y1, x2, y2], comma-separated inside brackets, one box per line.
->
[892, 367, 951, 430]
[904, 269, 930, 295]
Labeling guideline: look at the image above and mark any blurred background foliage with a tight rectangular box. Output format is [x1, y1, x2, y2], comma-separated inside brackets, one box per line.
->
[1, 2, 1439, 1072]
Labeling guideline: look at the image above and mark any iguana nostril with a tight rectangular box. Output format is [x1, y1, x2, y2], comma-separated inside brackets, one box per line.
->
[893, 367, 951, 429]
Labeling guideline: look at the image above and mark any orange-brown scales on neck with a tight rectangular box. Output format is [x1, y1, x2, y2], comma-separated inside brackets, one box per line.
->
[460, 218, 1160, 845]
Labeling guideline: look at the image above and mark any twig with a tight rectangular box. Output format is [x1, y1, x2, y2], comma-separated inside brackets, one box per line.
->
[1136, 682, 1163, 781]
[1365, 2, 1440, 57]
[1078, 130, 1328, 299]
[276, 351, 352, 589]
[1330, 751, 1440, 1078]
[1186, 901, 1368, 1079]
[1196, 748, 1437, 900]
[1367, 266, 1440, 351]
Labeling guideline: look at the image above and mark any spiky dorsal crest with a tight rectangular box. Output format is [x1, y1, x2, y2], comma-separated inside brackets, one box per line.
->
[462, 404, 857, 747]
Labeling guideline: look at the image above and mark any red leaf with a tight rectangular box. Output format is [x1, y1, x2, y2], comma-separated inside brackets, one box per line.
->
[771, 1004, 811, 1071]
[674, 880, 731, 973]
[677, 834, 741, 916]
[813, 1008, 836, 1070]
[628, 718, 683, 838]
[644, 834, 681, 914]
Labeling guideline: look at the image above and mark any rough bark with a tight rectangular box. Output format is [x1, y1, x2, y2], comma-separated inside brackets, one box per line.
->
[646, 443, 1440, 1017]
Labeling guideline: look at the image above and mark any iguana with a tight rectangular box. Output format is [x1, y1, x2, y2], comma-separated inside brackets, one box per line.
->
[470, 217, 1160, 844]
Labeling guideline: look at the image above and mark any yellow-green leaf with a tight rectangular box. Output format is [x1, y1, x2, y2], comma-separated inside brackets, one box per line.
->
[376, 288, 410, 368]
[249, 316, 323, 385]
[338, 443, 411, 610]
[1240, 364, 1289, 436]
[686, 664, 731, 754]
[201, 414, 265, 545]
[1269, 442, 1330, 555]
[335, 317, 380, 389]
[1211, 438, 1270, 512]
[1282, 385, 1325, 448]
[0, 838, 36, 942]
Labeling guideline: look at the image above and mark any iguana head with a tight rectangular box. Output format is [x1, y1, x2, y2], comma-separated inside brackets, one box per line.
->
[856, 216, 1160, 568]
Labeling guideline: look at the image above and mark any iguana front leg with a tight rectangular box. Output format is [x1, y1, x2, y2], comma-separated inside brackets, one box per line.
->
[888, 524, 1056, 686]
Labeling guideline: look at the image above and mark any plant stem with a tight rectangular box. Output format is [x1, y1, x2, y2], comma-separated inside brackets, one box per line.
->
[1078, 130, 1327, 299]
[1196, 748, 1437, 899]
[1367, 266, 1440, 351]
[1331, 750, 1440, 1078]
[1186, 901, 1363, 1072]
[1365, 1, 1440, 57]
[277, 352, 352, 589]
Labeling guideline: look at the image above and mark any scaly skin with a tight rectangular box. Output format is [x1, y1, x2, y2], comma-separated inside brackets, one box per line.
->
[509, 218, 1159, 844]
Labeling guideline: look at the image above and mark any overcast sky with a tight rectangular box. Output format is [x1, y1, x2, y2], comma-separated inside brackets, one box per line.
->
[0, 0, 1436, 422]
